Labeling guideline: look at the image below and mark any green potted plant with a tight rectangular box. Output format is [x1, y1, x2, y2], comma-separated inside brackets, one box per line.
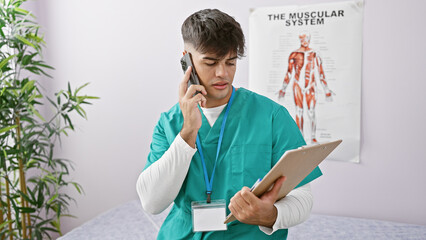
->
[0, 0, 98, 239]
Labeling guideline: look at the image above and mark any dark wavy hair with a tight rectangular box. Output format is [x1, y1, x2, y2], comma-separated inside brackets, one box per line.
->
[181, 9, 245, 59]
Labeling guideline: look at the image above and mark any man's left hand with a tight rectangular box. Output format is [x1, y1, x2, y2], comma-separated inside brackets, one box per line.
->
[228, 176, 286, 228]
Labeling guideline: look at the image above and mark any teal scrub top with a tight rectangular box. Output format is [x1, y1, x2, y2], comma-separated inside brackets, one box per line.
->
[144, 88, 322, 240]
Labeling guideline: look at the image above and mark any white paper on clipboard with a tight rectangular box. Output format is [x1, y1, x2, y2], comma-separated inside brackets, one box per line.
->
[224, 139, 342, 224]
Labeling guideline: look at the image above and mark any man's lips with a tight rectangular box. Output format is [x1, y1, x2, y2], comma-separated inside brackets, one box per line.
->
[212, 82, 228, 90]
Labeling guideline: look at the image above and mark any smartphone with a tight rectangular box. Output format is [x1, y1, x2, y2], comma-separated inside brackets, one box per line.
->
[180, 52, 201, 90]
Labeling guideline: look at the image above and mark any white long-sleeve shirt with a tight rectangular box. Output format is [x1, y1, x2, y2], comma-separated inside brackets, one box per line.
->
[136, 105, 313, 234]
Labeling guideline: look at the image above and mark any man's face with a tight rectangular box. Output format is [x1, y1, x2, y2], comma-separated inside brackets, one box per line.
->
[185, 44, 237, 103]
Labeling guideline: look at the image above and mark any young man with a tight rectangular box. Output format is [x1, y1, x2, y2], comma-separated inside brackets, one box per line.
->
[136, 9, 322, 239]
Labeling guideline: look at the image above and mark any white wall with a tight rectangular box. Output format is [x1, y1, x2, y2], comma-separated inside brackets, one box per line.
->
[27, 0, 426, 234]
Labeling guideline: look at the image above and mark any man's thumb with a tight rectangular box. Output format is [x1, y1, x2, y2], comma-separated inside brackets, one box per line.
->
[263, 176, 286, 201]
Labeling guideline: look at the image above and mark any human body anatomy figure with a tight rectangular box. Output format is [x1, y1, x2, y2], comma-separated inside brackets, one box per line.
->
[278, 33, 334, 144]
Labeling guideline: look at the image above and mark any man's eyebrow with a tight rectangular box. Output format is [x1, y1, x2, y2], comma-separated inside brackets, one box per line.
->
[202, 57, 220, 61]
[202, 56, 238, 61]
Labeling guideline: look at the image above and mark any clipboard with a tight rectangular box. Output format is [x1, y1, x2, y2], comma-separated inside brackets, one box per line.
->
[224, 139, 342, 224]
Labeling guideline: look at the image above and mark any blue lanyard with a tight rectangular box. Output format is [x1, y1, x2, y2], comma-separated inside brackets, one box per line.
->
[196, 87, 235, 203]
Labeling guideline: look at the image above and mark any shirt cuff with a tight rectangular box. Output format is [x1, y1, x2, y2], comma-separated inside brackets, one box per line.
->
[258, 202, 284, 235]
[176, 133, 198, 155]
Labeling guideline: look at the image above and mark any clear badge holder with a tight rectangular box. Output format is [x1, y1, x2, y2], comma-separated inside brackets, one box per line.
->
[191, 199, 227, 232]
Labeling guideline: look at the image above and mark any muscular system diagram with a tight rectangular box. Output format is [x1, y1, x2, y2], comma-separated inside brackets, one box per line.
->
[278, 33, 334, 144]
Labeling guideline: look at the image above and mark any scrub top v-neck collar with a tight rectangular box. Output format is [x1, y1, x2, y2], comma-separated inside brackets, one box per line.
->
[200, 104, 227, 127]
[197, 88, 240, 144]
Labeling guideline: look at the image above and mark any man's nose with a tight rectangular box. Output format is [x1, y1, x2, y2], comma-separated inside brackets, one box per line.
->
[215, 63, 228, 78]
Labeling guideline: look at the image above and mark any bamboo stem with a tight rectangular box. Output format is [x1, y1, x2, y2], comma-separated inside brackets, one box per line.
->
[15, 116, 29, 239]
[5, 176, 12, 240]
[0, 177, 4, 240]
[25, 198, 31, 237]
[17, 159, 27, 239]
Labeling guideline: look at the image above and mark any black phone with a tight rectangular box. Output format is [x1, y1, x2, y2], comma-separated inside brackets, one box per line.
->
[180, 52, 201, 90]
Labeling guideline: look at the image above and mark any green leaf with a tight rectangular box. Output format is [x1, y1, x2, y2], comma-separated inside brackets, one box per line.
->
[50, 220, 61, 233]
[33, 61, 55, 70]
[29, 93, 43, 102]
[0, 86, 7, 96]
[45, 175, 57, 182]
[27, 188, 37, 205]
[0, 124, 17, 134]
[26, 158, 38, 167]
[41, 227, 60, 233]
[22, 52, 37, 66]
[0, 41, 7, 49]
[63, 114, 74, 130]
[60, 214, 77, 219]
[56, 90, 64, 97]
[75, 82, 90, 95]
[47, 193, 58, 204]
[21, 79, 36, 92]
[15, 35, 36, 48]
[71, 182, 82, 194]
[83, 96, 100, 99]
[26, 32, 45, 44]
[29, 104, 46, 121]
[46, 96, 57, 107]
[25, 66, 41, 74]
[36, 219, 52, 228]
[37, 183, 45, 208]
[74, 105, 87, 118]
[38, 67, 53, 78]
[60, 129, 68, 136]
[0, 54, 17, 70]
[13, 7, 29, 15]
[17, 190, 36, 205]
[19, 207, 36, 213]
[0, 219, 13, 229]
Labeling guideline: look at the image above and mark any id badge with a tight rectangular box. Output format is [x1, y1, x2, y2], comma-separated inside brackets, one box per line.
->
[191, 199, 227, 232]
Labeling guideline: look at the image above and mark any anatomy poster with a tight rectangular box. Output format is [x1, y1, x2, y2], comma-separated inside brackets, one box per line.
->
[249, 0, 363, 162]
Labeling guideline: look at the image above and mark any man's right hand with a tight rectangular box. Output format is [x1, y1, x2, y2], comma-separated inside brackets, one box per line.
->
[179, 66, 207, 148]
